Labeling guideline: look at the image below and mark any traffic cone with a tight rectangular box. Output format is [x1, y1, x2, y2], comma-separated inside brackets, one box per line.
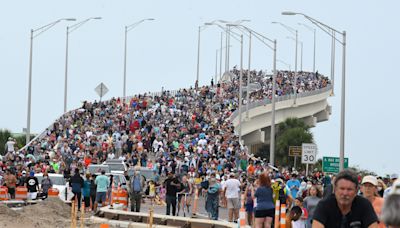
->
[280, 204, 286, 228]
[192, 188, 199, 217]
[239, 194, 246, 227]
[274, 200, 280, 228]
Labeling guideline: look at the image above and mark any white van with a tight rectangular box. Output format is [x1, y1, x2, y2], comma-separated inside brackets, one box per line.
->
[35, 173, 74, 203]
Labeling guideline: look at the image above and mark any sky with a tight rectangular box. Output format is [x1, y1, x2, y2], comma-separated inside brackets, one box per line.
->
[1, 0, 399, 176]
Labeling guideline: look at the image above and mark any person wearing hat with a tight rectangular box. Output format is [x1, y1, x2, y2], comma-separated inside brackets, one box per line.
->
[18, 170, 28, 187]
[25, 170, 39, 200]
[384, 173, 398, 198]
[5, 137, 16, 154]
[313, 169, 378, 228]
[361, 175, 386, 228]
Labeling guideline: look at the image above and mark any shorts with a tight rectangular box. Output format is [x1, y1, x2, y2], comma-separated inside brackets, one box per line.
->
[227, 198, 240, 209]
[96, 192, 107, 203]
[27, 192, 37, 200]
[255, 208, 275, 218]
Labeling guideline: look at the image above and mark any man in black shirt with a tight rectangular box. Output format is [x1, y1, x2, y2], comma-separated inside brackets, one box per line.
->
[164, 172, 180, 215]
[25, 171, 39, 200]
[313, 169, 378, 228]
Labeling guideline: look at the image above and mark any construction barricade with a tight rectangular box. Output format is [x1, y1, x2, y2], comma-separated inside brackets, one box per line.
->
[48, 188, 60, 197]
[0, 186, 9, 201]
[15, 186, 28, 200]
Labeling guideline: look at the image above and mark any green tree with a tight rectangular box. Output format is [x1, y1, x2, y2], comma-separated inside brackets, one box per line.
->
[275, 118, 314, 168]
[0, 129, 12, 155]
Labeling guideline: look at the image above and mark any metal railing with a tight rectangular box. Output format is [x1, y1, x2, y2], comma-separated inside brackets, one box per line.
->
[230, 84, 332, 120]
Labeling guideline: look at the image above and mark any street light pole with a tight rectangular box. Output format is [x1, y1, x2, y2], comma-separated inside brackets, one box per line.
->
[196, 26, 201, 87]
[64, 26, 69, 114]
[272, 22, 298, 104]
[270, 39, 277, 166]
[26, 18, 76, 145]
[282, 11, 347, 171]
[26, 29, 34, 145]
[123, 18, 154, 98]
[64, 17, 101, 113]
[215, 49, 218, 84]
[238, 34, 244, 144]
[246, 31, 252, 119]
[300, 41, 303, 72]
[220, 32, 223, 80]
[123, 25, 128, 98]
[298, 23, 316, 72]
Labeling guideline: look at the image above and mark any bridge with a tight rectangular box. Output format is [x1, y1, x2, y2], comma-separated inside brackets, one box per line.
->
[230, 85, 333, 153]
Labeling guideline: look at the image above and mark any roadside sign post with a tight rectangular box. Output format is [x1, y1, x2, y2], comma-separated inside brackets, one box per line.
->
[323, 156, 349, 173]
[302, 143, 317, 175]
[95, 82, 109, 102]
[289, 146, 302, 170]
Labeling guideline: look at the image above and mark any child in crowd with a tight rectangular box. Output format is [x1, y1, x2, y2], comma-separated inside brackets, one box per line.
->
[148, 180, 156, 205]
[286, 206, 304, 228]
[293, 197, 308, 227]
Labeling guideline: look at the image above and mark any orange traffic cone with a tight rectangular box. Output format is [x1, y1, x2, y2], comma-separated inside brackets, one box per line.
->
[274, 200, 280, 228]
[280, 204, 287, 228]
[239, 194, 246, 227]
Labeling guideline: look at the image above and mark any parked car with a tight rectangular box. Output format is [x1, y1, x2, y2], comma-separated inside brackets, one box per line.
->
[127, 166, 155, 182]
[35, 173, 74, 203]
[87, 164, 110, 175]
[102, 159, 128, 175]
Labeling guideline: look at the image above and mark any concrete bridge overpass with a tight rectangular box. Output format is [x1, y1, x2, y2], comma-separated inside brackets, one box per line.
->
[230, 85, 333, 153]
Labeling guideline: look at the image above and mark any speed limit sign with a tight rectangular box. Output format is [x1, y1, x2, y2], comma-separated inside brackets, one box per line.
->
[301, 143, 317, 164]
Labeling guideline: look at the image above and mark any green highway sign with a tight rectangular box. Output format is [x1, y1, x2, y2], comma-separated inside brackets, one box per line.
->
[322, 156, 349, 173]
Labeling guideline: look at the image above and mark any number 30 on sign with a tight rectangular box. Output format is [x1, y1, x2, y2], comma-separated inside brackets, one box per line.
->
[301, 143, 317, 164]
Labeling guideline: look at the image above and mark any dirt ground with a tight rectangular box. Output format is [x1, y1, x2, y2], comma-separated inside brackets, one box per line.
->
[0, 198, 95, 228]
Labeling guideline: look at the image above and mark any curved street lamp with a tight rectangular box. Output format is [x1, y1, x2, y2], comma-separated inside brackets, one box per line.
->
[282, 11, 347, 171]
[64, 17, 102, 113]
[123, 18, 155, 98]
[26, 18, 76, 144]
[272, 21, 299, 105]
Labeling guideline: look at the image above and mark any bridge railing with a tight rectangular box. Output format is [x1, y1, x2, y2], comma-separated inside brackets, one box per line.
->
[229, 84, 333, 121]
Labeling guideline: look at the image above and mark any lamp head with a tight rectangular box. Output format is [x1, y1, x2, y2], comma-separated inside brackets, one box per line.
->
[282, 11, 297, 15]
[64, 18, 77, 21]
[146, 18, 155, 21]
[93, 17, 102, 20]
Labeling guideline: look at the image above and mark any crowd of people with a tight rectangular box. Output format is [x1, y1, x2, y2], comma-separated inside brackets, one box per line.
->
[1, 68, 399, 227]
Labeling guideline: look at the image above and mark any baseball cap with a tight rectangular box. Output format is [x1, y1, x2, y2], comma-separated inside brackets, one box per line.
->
[390, 179, 400, 195]
[390, 173, 398, 180]
[362, 175, 378, 186]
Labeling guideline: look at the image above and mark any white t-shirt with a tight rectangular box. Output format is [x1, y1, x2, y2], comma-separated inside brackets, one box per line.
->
[6, 141, 15, 152]
[224, 178, 241, 199]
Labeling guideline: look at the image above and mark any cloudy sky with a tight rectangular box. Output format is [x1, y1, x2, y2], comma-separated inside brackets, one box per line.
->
[1, 0, 399, 175]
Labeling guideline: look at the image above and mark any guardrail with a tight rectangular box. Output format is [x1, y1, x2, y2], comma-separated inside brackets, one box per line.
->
[229, 84, 333, 121]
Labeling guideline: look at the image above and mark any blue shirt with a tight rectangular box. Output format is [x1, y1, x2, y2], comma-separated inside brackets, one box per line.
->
[255, 186, 275, 210]
[286, 179, 301, 199]
[82, 180, 91, 197]
[95, 175, 110, 193]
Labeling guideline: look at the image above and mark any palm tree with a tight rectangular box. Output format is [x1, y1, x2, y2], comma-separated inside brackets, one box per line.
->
[275, 118, 314, 167]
